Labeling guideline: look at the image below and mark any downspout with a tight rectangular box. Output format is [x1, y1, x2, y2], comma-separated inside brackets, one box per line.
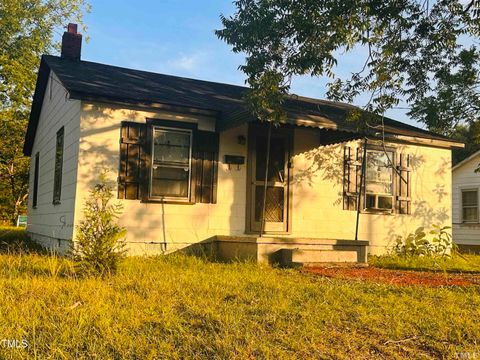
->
[355, 137, 368, 241]
[260, 122, 273, 237]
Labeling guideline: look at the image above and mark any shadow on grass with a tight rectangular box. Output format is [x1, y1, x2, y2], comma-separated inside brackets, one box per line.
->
[0, 226, 47, 255]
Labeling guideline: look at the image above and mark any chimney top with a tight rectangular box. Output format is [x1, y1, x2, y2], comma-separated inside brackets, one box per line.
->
[67, 23, 78, 34]
[61, 23, 82, 60]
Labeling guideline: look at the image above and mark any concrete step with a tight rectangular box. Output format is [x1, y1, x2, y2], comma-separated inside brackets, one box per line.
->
[279, 248, 364, 268]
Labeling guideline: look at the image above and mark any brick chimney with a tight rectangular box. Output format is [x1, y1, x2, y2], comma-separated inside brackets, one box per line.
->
[61, 23, 82, 60]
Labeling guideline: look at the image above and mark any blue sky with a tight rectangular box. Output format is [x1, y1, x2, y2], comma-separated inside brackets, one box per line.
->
[78, 0, 417, 126]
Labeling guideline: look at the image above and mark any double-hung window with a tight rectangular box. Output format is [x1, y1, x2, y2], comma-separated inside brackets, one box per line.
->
[365, 150, 394, 211]
[150, 126, 193, 201]
[462, 189, 478, 223]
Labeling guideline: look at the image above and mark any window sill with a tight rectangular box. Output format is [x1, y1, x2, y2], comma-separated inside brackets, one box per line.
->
[141, 199, 195, 205]
[457, 222, 480, 226]
[361, 209, 395, 216]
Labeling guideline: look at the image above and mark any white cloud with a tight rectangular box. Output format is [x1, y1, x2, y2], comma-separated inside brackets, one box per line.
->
[168, 52, 205, 72]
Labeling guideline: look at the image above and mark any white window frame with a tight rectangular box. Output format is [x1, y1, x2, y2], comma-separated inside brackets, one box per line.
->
[364, 149, 395, 212]
[149, 126, 193, 202]
[461, 188, 479, 223]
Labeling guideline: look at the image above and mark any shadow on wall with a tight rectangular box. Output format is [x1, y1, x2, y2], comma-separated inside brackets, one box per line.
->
[383, 152, 451, 248]
[292, 143, 344, 207]
[77, 105, 212, 253]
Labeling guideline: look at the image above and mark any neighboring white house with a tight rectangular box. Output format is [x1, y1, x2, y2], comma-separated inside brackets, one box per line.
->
[452, 150, 480, 253]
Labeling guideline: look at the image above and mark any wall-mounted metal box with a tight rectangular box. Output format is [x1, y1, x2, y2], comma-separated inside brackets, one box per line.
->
[224, 155, 245, 165]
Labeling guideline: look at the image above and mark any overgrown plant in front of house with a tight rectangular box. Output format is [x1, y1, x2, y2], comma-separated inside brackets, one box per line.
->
[393, 224, 454, 258]
[72, 174, 126, 276]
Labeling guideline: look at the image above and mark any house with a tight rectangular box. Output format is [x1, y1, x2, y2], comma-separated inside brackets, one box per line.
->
[452, 150, 480, 253]
[23, 24, 463, 265]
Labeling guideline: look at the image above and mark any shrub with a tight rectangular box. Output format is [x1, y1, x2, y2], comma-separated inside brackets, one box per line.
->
[72, 174, 126, 276]
[393, 224, 453, 257]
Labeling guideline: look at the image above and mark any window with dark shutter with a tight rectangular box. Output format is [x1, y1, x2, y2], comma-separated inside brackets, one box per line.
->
[343, 146, 362, 210]
[195, 130, 219, 204]
[33, 152, 40, 208]
[53, 127, 64, 204]
[118, 121, 219, 204]
[396, 153, 411, 214]
[118, 121, 146, 200]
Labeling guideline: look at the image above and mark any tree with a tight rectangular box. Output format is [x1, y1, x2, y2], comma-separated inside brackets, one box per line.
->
[450, 121, 480, 164]
[216, 0, 479, 133]
[0, 0, 90, 224]
[73, 173, 126, 277]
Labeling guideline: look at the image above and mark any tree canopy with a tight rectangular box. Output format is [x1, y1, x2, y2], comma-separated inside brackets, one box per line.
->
[216, 0, 480, 135]
[0, 0, 89, 224]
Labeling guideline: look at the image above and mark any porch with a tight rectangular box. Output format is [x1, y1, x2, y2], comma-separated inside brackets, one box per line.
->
[194, 236, 368, 267]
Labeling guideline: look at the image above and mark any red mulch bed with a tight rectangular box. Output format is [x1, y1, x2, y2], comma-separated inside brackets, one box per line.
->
[304, 266, 480, 287]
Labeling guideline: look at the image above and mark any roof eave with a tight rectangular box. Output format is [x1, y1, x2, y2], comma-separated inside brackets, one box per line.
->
[70, 91, 221, 118]
[383, 134, 464, 149]
[452, 149, 480, 171]
[23, 56, 51, 157]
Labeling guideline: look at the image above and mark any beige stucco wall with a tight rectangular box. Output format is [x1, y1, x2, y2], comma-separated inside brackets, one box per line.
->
[26, 73, 81, 252]
[75, 102, 248, 254]
[291, 128, 452, 254]
[452, 155, 480, 246]
[75, 102, 452, 255]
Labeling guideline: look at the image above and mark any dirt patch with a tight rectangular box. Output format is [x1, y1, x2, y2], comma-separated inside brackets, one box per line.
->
[304, 266, 480, 287]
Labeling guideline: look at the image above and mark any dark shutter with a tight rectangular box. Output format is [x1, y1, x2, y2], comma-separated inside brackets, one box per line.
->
[195, 131, 219, 204]
[118, 122, 147, 200]
[343, 146, 363, 210]
[396, 153, 411, 214]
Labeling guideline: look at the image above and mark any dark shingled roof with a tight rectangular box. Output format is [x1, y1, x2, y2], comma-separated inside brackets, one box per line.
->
[24, 55, 463, 156]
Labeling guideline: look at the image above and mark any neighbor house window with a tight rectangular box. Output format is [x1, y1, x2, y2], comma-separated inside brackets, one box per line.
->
[150, 126, 192, 200]
[462, 189, 478, 223]
[53, 127, 64, 204]
[365, 150, 394, 211]
[33, 152, 40, 208]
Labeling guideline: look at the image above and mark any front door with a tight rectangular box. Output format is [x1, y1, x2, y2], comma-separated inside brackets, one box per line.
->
[248, 127, 291, 233]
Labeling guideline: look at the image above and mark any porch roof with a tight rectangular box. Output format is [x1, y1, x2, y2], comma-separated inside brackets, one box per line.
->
[24, 55, 463, 156]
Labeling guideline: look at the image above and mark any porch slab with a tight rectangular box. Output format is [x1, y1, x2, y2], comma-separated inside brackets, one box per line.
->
[213, 236, 368, 265]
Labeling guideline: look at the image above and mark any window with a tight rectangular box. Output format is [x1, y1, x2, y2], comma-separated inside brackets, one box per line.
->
[462, 189, 478, 223]
[53, 127, 64, 204]
[365, 150, 394, 211]
[150, 126, 192, 200]
[33, 152, 40, 208]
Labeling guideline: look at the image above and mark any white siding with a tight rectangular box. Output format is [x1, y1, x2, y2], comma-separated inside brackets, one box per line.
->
[452, 155, 480, 245]
[26, 72, 81, 252]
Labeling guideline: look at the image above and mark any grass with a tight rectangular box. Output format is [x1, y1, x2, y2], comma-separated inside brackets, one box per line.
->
[369, 253, 480, 273]
[0, 226, 45, 253]
[0, 227, 479, 359]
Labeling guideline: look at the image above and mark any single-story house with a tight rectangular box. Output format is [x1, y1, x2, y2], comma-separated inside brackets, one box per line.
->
[23, 24, 463, 265]
[452, 150, 480, 253]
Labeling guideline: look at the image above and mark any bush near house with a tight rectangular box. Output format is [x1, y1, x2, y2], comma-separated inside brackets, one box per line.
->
[0, 253, 479, 359]
[72, 176, 126, 277]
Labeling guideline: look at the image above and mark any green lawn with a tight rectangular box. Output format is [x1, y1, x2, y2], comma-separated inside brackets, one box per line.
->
[0, 228, 479, 359]
[369, 253, 480, 273]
